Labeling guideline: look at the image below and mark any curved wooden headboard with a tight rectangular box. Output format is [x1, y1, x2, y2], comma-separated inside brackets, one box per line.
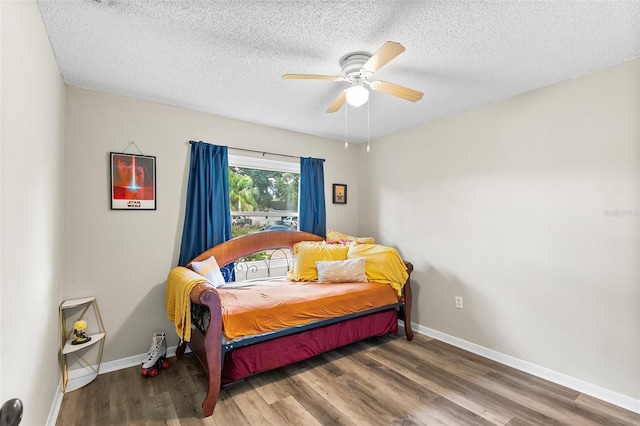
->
[187, 230, 324, 269]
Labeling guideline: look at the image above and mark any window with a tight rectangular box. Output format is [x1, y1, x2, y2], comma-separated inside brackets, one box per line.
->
[229, 155, 299, 238]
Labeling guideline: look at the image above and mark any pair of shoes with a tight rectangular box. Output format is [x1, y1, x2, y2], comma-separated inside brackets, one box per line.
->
[140, 332, 169, 377]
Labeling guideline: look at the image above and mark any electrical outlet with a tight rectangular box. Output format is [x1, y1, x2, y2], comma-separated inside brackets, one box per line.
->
[455, 296, 464, 309]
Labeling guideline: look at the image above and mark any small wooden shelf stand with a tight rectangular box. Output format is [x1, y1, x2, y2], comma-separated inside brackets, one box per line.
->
[59, 297, 106, 392]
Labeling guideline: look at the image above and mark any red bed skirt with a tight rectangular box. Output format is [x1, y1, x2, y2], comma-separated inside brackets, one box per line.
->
[221, 309, 398, 383]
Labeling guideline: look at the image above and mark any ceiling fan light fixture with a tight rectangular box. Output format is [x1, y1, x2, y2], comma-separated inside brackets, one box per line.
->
[284, 41, 423, 113]
[346, 85, 369, 107]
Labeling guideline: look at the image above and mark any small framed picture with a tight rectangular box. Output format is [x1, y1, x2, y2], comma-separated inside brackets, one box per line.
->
[332, 183, 347, 205]
[110, 152, 156, 210]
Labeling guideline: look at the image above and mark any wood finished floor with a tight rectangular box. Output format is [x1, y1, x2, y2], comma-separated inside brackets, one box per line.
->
[56, 331, 640, 426]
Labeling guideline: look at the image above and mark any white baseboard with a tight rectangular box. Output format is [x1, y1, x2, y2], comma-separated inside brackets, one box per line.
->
[99, 344, 188, 374]
[46, 385, 64, 426]
[412, 323, 640, 414]
[48, 344, 188, 424]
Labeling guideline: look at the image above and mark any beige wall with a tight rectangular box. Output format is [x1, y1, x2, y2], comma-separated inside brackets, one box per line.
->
[63, 87, 362, 361]
[1, 1, 66, 424]
[361, 59, 640, 399]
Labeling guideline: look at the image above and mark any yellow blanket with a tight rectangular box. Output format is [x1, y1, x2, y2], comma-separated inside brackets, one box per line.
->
[166, 266, 210, 342]
[346, 244, 410, 296]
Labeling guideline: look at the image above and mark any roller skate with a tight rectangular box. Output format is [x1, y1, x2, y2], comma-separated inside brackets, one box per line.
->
[140, 332, 169, 377]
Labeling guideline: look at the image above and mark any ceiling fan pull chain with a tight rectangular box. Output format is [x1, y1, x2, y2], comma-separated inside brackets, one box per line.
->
[367, 101, 370, 153]
[344, 104, 348, 149]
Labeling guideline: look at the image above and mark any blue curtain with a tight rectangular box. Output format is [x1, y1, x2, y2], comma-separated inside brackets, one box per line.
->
[178, 142, 232, 266]
[299, 157, 326, 237]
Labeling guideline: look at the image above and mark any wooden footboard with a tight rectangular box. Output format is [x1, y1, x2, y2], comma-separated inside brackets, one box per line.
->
[185, 282, 224, 416]
[178, 231, 414, 417]
[401, 262, 414, 341]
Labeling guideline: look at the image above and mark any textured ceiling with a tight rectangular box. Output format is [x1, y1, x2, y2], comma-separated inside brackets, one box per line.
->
[38, 0, 640, 143]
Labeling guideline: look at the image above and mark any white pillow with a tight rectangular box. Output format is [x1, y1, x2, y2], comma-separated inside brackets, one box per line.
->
[316, 258, 367, 283]
[191, 255, 226, 288]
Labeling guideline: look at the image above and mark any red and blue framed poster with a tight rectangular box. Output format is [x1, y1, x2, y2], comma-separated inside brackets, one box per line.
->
[110, 152, 156, 210]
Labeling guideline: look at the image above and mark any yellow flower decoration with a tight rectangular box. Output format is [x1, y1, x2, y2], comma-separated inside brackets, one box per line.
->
[74, 320, 87, 330]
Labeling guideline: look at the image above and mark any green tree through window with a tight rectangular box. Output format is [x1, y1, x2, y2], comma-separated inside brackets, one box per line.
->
[229, 169, 258, 212]
[230, 167, 299, 212]
[229, 159, 299, 238]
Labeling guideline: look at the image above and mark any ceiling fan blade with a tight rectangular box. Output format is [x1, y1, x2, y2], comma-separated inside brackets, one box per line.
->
[362, 41, 406, 73]
[370, 81, 423, 102]
[326, 89, 348, 113]
[282, 74, 342, 81]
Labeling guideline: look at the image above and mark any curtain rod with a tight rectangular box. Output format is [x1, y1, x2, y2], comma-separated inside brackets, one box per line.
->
[188, 141, 324, 161]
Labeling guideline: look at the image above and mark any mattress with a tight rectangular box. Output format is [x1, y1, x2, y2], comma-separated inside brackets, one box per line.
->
[218, 278, 399, 341]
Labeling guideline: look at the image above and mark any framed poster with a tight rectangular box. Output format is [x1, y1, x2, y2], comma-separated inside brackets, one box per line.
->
[110, 152, 156, 210]
[332, 183, 347, 204]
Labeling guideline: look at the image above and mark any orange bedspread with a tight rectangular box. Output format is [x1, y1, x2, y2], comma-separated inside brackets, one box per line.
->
[218, 279, 399, 341]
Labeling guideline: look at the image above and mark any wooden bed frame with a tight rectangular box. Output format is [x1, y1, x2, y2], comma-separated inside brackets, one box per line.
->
[174, 230, 414, 417]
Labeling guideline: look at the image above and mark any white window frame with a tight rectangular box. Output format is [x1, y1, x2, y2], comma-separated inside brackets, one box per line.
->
[228, 155, 300, 279]
[228, 155, 299, 174]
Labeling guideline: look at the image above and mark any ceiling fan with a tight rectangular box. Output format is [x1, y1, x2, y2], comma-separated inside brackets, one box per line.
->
[283, 41, 423, 113]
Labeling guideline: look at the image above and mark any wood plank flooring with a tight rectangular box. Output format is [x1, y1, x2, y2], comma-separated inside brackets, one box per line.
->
[56, 331, 640, 425]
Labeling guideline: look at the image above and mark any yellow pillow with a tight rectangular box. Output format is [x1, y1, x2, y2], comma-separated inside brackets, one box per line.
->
[326, 230, 375, 245]
[347, 244, 409, 295]
[287, 241, 349, 281]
